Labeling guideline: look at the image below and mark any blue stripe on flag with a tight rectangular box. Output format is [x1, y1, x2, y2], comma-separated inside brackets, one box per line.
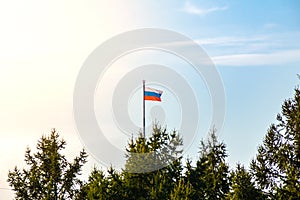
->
[144, 91, 161, 98]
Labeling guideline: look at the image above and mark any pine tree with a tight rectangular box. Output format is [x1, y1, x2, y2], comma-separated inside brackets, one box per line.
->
[77, 168, 110, 200]
[169, 179, 193, 200]
[186, 129, 230, 199]
[7, 129, 87, 200]
[226, 164, 265, 200]
[79, 124, 184, 199]
[122, 124, 183, 199]
[251, 86, 300, 198]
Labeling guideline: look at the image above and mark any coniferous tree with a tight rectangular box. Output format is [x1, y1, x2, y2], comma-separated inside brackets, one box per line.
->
[80, 124, 184, 199]
[106, 166, 124, 199]
[77, 168, 110, 199]
[186, 130, 230, 199]
[226, 164, 265, 200]
[123, 124, 183, 199]
[251, 86, 300, 198]
[7, 129, 87, 200]
[169, 179, 194, 200]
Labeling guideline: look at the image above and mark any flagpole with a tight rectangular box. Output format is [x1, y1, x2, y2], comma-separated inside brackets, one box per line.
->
[142, 80, 146, 138]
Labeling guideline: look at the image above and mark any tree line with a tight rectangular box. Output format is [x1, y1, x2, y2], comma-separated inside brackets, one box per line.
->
[7, 86, 300, 199]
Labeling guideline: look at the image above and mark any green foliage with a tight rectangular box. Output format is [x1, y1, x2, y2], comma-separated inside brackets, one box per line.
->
[80, 124, 185, 199]
[169, 179, 193, 200]
[124, 124, 183, 173]
[7, 129, 87, 200]
[81, 125, 234, 199]
[186, 130, 230, 199]
[78, 166, 124, 200]
[9, 81, 300, 199]
[77, 168, 109, 199]
[251, 87, 300, 198]
[122, 124, 183, 199]
[226, 164, 265, 200]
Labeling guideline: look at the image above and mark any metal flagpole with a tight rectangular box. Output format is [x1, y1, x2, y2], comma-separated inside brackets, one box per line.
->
[143, 80, 146, 138]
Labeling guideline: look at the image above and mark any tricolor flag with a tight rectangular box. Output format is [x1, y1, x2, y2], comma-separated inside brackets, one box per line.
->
[144, 87, 163, 102]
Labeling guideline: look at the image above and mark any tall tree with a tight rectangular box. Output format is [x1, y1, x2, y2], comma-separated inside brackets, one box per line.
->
[79, 124, 184, 199]
[251, 86, 300, 198]
[169, 179, 194, 200]
[7, 129, 87, 200]
[186, 130, 230, 199]
[123, 124, 183, 199]
[78, 166, 124, 200]
[226, 164, 265, 200]
[77, 168, 109, 199]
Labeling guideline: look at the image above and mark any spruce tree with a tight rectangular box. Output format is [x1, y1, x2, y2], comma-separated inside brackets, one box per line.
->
[169, 179, 193, 200]
[226, 164, 265, 200]
[80, 124, 184, 199]
[123, 124, 183, 199]
[251, 86, 300, 198]
[186, 130, 230, 199]
[7, 129, 87, 200]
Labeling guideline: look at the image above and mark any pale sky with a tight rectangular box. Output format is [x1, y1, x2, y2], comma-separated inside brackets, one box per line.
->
[1, 0, 300, 198]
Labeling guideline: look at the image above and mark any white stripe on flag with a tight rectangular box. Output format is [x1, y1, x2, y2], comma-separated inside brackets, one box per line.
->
[145, 87, 163, 94]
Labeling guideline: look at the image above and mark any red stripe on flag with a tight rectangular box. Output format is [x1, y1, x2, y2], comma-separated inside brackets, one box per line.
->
[144, 96, 161, 101]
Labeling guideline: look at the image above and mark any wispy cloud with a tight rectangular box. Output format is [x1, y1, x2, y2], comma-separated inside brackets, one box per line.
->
[196, 36, 268, 46]
[204, 32, 300, 66]
[183, 1, 228, 16]
[156, 31, 300, 67]
[157, 35, 267, 49]
[212, 49, 300, 66]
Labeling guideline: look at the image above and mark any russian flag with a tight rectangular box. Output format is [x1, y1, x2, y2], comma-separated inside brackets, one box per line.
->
[144, 87, 163, 101]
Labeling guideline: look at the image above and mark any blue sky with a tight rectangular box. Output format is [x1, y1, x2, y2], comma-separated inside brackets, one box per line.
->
[123, 0, 300, 166]
[136, 0, 300, 164]
[0, 0, 300, 198]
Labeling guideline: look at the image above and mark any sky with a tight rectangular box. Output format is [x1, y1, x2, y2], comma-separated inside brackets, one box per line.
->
[1, 0, 300, 198]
